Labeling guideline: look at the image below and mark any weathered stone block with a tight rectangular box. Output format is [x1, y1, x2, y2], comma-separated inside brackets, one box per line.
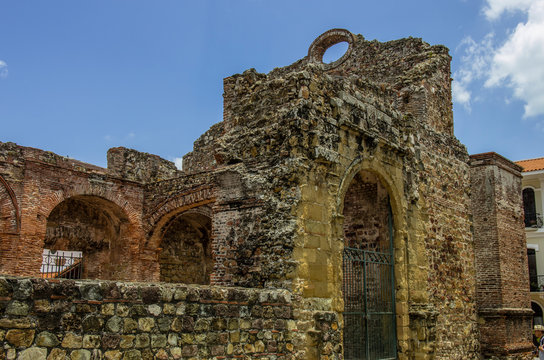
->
[0, 318, 32, 329]
[116, 304, 129, 317]
[147, 304, 161, 316]
[122, 318, 137, 333]
[101, 334, 121, 349]
[119, 335, 135, 349]
[105, 316, 122, 333]
[103, 350, 122, 360]
[170, 347, 182, 359]
[181, 345, 197, 357]
[69, 349, 91, 360]
[47, 348, 67, 360]
[137, 317, 154, 332]
[6, 300, 30, 316]
[35, 331, 60, 347]
[18, 347, 46, 360]
[34, 299, 51, 313]
[150, 334, 167, 348]
[82, 334, 101, 348]
[6, 329, 35, 347]
[79, 284, 102, 301]
[13, 280, 33, 300]
[62, 333, 83, 348]
[81, 315, 103, 332]
[121, 349, 141, 360]
[134, 333, 150, 348]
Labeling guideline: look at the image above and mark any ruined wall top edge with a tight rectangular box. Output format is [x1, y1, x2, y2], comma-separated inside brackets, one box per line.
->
[470, 151, 523, 175]
[0, 141, 181, 184]
[226, 28, 450, 88]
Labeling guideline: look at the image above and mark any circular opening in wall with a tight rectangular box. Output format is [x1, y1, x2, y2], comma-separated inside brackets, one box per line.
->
[308, 29, 354, 70]
[322, 41, 349, 64]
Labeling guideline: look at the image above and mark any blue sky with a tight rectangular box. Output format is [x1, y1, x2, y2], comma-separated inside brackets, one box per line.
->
[1, 0, 543, 168]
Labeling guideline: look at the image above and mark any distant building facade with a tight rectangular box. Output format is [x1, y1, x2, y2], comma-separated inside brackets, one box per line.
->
[516, 157, 544, 326]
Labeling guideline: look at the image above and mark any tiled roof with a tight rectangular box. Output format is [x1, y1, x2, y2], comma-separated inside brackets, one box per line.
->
[515, 157, 544, 172]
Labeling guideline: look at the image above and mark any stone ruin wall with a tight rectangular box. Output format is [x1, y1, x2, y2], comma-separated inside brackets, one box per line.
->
[0, 143, 148, 280]
[0, 29, 534, 359]
[183, 29, 481, 358]
[107, 147, 180, 183]
[0, 277, 313, 360]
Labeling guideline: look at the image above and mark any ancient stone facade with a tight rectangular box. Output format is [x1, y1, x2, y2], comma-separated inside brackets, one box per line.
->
[0, 29, 532, 359]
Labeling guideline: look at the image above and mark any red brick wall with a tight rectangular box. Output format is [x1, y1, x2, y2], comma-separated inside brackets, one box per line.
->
[343, 171, 391, 251]
[0, 143, 146, 280]
[470, 152, 532, 358]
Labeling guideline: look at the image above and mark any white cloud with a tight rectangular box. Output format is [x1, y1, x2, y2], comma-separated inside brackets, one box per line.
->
[452, 35, 495, 110]
[484, 0, 533, 20]
[454, 0, 544, 118]
[452, 81, 472, 110]
[0, 60, 8, 79]
[173, 157, 183, 170]
[485, 0, 544, 117]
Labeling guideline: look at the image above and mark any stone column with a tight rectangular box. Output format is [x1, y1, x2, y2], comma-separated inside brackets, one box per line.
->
[470, 152, 533, 358]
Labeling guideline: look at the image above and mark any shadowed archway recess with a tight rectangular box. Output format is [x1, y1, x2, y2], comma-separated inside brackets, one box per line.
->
[158, 211, 213, 285]
[342, 170, 397, 359]
[44, 195, 130, 280]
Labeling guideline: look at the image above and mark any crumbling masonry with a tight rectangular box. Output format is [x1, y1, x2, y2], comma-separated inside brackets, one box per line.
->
[0, 29, 533, 359]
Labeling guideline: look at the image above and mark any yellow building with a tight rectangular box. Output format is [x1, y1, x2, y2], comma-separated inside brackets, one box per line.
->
[517, 157, 544, 325]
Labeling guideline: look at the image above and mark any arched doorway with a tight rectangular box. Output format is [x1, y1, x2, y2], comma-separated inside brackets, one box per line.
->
[43, 195, 129, 280]
[533, 302, 543, 327]
[342, 171, 396, 359]
[158, 211, 212, 284]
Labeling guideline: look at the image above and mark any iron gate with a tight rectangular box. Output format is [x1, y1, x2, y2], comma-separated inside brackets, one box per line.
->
[343, 210, 396, 359]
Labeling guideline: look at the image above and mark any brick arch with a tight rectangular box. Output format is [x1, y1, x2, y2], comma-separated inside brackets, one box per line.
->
[0, 174, 20, 234]
[155, 207, 213, 284]
[43, 193, 139, 280]
[143, 186, 214, 248]
[145, 202, 213, 250]
[30, 183, 144, 280]
[37, 184, 141, 228]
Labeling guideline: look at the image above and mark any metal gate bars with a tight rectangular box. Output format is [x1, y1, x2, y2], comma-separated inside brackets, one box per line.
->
[342, 215, 396, 359]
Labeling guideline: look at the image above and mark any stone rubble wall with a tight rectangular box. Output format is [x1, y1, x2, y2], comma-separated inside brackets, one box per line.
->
[107, 147, 180, 184]
[182, 123, 224, 175]
[416, 131, 479, 358]
[0, 277, 340, 360]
